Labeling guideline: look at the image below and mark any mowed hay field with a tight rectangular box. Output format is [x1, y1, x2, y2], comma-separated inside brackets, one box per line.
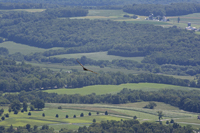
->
[0, 41, 62, 55]
[44, 83, 200, 95]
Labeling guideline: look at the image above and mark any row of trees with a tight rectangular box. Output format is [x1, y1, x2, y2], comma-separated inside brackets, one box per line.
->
[2, 88, 200, 113]
[0, 0, 197, 6]
[0, 2, 43, 9]
[1, 56, 199, 92]
[0, 119, 194, 133]
[123, 3, 200, 16]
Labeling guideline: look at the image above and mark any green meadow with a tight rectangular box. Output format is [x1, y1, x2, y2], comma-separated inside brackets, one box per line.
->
[1, 101, 200, 130]
[44, 83, 200, 95]
[0, 41, 62, 55]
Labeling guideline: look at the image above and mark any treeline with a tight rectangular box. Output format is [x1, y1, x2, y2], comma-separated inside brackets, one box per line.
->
[8, 52, 200, 76]
[2, 88, 200, 113]
[1, 57, 200, 92]
[123, 3, 200, 16]
[0, 119, 194, 133]
[0, 2, 43, 9]
[0, 0, 198, 6]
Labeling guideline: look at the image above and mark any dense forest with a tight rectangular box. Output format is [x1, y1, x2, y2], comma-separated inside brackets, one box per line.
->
[0, 10, 200, 66]
[123, 3, 200, 16]
[0, 119, 194, 133]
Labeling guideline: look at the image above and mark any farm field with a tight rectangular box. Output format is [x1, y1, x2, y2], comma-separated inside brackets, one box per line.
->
[1, 102, 200, 131]
[168, 13, 200, 28]
[44, 83, 200, 95]
[52, 51, 144, 62]
[0, 41, 62, 55]
[0, 9, 45, 12]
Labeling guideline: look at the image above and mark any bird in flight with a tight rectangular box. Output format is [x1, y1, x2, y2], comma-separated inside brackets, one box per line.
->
[76, 58, 98, 74]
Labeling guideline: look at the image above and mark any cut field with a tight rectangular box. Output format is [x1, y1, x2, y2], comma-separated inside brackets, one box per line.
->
[0, 9, 45, 12]
[0, 41, 62, 55]
[52, 51, 144, 62]
[44, 83, 200, 95]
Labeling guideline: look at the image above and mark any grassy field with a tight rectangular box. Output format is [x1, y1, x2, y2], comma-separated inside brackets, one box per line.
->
[1, 101, 200, 130]
[0, 41, 62, 55]
[52, 51, 144, 62]
[44, 83, 200, 95]
[0, 9, 45, 12]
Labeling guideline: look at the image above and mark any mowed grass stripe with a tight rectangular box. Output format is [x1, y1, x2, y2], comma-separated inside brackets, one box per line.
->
[44, 83, 200, 95]
[52, 51, 144, 62]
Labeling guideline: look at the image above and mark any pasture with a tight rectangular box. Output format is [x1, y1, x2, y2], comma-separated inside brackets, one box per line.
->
[1, 101, 200, 131]
[44, 83, 200, 95]
[0, 41, 62, 55]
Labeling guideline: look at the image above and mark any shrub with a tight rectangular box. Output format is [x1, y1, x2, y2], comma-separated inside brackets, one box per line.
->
[80, 113, 84, 117]
[28, 112, 31, 116]
[73, 115, 76, 118]
[56, 114, 59, 118]
[1, 116, 5, 120]
[105, 111, 108, 115]
[58, 106, 62, 109]
[88, 112, 91, 116]
[42, 113, 45, 117]
[66, 115, 68, 118]
[4, 113, 9, 118]
[93, 119, 96, 123]
[14, 110, 18, 114]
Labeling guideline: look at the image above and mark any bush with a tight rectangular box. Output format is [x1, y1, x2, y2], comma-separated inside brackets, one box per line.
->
[1, 116, 5, 120]
[93, 119, 96, 123]
[66, 115, 68, 118]
[80, 113, 84, 117]
[88, 112, 91, 116]
[8, 108, 11, 113]
[21, 109, 24, 113]
[166, 120, 169, 124]
[170, 119, 174, 123]
[14, 110, 18, 114]
[56, 114, 59, 118]
[4, 113, 9, 118]
[28, 112, 31, 116]
[73, 115, 76, 118]
[97, 112, 99, 115]
[58, 106, 62, 109]
[42, 113, 45, 117]
[105, 111, 108, 115]
[133, 116, 137, 120]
